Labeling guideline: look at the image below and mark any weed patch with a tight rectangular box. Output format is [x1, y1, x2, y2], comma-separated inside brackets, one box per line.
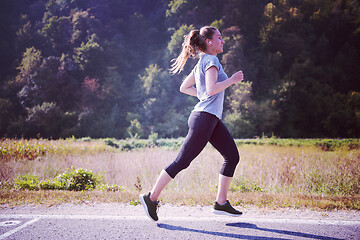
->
[12, 168, 122, 192]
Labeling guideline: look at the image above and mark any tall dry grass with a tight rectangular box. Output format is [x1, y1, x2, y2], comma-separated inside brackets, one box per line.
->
[1, 139, 360, 208]
[235, 145, 360, 195]
[2, 143, 360, 194]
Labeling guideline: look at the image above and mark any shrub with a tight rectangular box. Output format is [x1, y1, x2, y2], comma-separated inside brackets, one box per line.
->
[39, 179, 58, 190]
[14, 168, 103, 191]
[104, 138, 119, 148]
[56, 168, 102, 191]
[78, 137, 92, 142]
[148, 132, 158, 146]
[14, 174, 40, 190]
[118, 139, 149, 151]
[223, 112, 256, 138]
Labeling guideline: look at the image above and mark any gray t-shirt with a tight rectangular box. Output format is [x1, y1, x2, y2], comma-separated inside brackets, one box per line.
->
[191, 54, 228, 119]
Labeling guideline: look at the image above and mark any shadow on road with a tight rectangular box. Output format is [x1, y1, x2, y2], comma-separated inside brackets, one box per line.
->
[227, 222, 342, 240]
[157, 222, 342, 240]
[157, 223, 286, 240]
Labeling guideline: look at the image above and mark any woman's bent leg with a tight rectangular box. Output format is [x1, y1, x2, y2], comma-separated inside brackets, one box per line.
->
[209, 120, 239, 204]
[165, 112, 218, 178]
[216, 174, 232, 205]
[209, 120, 239, 178]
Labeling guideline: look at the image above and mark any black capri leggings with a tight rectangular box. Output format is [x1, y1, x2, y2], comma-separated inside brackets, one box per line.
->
[165, 111, 239, 179]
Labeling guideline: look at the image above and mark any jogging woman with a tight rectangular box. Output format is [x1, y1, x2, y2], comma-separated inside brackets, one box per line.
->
[140, 26, 244, 221]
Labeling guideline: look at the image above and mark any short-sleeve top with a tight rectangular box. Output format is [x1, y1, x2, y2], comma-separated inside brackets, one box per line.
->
[191, 54, 228, 119]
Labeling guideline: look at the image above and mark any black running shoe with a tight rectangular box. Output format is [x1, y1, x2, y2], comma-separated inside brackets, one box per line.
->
[212, 200, 242, 216]
[139, 192, 159, 221]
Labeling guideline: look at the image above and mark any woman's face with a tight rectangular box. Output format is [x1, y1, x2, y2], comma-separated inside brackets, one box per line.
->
[210, 30, 225, 54]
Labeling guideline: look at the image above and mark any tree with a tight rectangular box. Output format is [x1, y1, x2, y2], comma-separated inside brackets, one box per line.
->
[73, 34, 105, 77]
[16, 47, 42, 85]
[138, 64, 171, 136]
[40, 14, 73, 55]
[1, 0, 359, 138]
[25, 102, 68, 138]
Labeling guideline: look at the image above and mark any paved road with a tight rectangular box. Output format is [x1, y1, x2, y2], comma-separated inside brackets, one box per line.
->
[0, 204, 359, 239]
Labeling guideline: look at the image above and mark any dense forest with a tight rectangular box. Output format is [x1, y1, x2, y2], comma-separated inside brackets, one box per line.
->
[0, 0, 359, 139]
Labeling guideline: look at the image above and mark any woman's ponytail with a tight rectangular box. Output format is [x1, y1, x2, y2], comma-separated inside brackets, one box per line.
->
[170, 26, 217, 75]
[170, 29, 201, 75]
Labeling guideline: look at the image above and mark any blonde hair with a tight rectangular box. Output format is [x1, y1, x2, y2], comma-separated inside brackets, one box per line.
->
[170, 26, 218, 74]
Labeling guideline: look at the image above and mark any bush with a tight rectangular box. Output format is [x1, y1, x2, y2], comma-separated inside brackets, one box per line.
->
[104, 138, 119, 148]
[118, 139, 149, 151]
[223, 112, 256, 138]
[56, 168, 102, 191]
[39, 179, 58, 190]
[14, 168, 103, 191]
[148, 132, 158, 146]
[14, 174, 40, 190]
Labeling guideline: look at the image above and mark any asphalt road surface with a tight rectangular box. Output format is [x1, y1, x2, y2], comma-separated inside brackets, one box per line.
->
[0, 203, 359, 239]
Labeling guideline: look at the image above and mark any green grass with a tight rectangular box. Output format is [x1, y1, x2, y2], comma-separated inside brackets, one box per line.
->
[1, 138, 360, 210]
[2, 137, 359, 160]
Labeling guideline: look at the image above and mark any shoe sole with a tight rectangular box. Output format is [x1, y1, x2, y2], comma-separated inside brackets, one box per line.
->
[212, 209, 243, 217]
[139, 194, 157, 222]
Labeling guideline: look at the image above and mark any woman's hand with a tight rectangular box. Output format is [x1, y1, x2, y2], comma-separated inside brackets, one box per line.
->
[230, 70, 244, 84]
[205, 68, 244, 96]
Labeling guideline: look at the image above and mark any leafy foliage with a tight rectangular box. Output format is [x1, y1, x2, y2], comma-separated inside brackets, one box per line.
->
[14, 174, 40, 190]
[0, 0, 359, 138]
[13, 168, 111, 191]
[55, 168, 101, 191]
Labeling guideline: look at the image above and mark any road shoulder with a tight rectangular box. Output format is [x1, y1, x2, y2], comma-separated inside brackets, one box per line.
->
[1, 203, 359, 221]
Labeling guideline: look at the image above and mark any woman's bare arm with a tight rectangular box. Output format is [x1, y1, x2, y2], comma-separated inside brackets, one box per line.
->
[180, 73, 197, 97]
[205, 67, 244, 96]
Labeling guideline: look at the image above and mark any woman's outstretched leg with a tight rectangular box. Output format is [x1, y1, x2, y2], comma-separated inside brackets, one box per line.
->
[140, 112, 218, 221]
[139, 170, 172, 222]
[150, 169, 172, 201]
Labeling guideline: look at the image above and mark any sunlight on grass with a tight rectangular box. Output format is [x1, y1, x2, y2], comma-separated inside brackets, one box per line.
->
[1, 138, 359, 209]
